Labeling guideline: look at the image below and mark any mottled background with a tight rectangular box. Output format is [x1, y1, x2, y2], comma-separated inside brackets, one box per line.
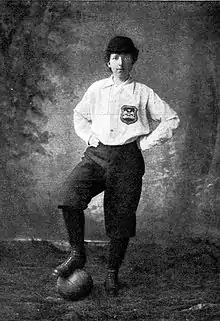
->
[0, 0, 219, 244]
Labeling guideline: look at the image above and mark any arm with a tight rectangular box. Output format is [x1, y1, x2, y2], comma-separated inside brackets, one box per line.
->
[139, 90, 180, 151]
[73, 86, 95, 144]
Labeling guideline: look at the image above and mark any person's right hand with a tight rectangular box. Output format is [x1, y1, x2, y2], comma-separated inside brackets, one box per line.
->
[88, 134, 100, 147]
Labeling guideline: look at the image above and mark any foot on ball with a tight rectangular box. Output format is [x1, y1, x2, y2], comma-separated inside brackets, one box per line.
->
[104, 269, 119, 296]
[53, 249, 86, 278]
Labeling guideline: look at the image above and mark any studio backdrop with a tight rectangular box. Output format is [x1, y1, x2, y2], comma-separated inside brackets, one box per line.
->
[0, 1, 219, 244]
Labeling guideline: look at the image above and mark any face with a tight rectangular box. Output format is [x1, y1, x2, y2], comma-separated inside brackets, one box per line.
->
[107, 53, 134, 81]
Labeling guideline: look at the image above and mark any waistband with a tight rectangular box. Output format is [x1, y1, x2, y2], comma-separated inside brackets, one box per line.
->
[85, 140, 141, 167]
[96, 140, 138, 150]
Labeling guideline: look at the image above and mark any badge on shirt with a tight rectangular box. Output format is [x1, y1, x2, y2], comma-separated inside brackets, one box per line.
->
[120, 105, 138, 125]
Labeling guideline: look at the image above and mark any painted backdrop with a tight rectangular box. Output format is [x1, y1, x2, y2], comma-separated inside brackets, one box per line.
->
[0, 1, 219, 244]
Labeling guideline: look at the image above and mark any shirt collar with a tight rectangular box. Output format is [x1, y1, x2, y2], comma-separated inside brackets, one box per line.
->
[102, 75, 134, 89]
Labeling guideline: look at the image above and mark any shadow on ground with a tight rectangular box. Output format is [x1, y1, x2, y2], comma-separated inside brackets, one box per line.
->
[0, 238, 220, 321]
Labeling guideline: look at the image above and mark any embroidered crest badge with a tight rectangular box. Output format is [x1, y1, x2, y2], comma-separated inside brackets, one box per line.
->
[120, 105, 138, 125]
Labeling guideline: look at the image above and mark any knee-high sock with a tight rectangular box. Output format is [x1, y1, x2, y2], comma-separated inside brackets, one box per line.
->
[107, 238, 129, 272]
[58, 205, 85, 252]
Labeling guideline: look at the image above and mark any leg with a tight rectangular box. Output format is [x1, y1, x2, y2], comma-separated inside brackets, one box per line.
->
[103, 146, 144, 294]
[53, 155, 105, 277]
[52, 206, 86, 278]
[104, 166, 143, 239]
[104, 237, 129, 296]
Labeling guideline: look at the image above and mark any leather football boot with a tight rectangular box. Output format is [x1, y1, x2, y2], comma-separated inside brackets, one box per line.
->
[53, 247, 86, 278]
[104, 269, 119, 296]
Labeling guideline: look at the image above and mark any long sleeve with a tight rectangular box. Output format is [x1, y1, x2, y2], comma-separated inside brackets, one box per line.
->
[139, 90, 180, 151]
[73, 86, 94, 144]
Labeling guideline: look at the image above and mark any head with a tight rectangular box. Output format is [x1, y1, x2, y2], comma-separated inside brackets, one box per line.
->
[104, 36, 139, 81]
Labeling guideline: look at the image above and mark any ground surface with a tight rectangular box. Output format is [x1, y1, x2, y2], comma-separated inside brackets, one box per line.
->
[1, 239, 220, 321]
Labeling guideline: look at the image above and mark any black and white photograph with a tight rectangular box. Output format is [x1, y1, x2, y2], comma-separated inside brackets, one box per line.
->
[0, 1, 220, 320]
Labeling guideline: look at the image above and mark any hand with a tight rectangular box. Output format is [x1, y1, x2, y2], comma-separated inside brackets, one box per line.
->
[88, 134, 100, 147]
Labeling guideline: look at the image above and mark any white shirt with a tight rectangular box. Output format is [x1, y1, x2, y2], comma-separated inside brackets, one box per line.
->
[74, 76, 180, 150]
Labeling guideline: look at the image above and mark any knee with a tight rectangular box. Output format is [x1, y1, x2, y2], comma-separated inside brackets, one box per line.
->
[58, 197, 88, 212]
[59, 183, 91, 211]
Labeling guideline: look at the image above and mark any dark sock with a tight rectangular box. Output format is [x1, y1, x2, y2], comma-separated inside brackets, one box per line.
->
[58, 206, 85, 252]
[107, 238, 129, 271]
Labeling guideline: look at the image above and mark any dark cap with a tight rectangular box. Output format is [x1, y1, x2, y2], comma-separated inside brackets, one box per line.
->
[104, 36, 139, 63]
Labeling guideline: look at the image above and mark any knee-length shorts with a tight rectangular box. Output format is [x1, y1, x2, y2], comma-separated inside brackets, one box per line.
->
[60, 141, 145, 239]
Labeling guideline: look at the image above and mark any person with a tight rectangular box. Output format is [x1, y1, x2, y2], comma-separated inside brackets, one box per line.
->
[53, 36, 180, 296]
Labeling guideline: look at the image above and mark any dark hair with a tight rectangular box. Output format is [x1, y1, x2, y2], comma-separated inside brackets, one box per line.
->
[104, 36, 139, 64]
